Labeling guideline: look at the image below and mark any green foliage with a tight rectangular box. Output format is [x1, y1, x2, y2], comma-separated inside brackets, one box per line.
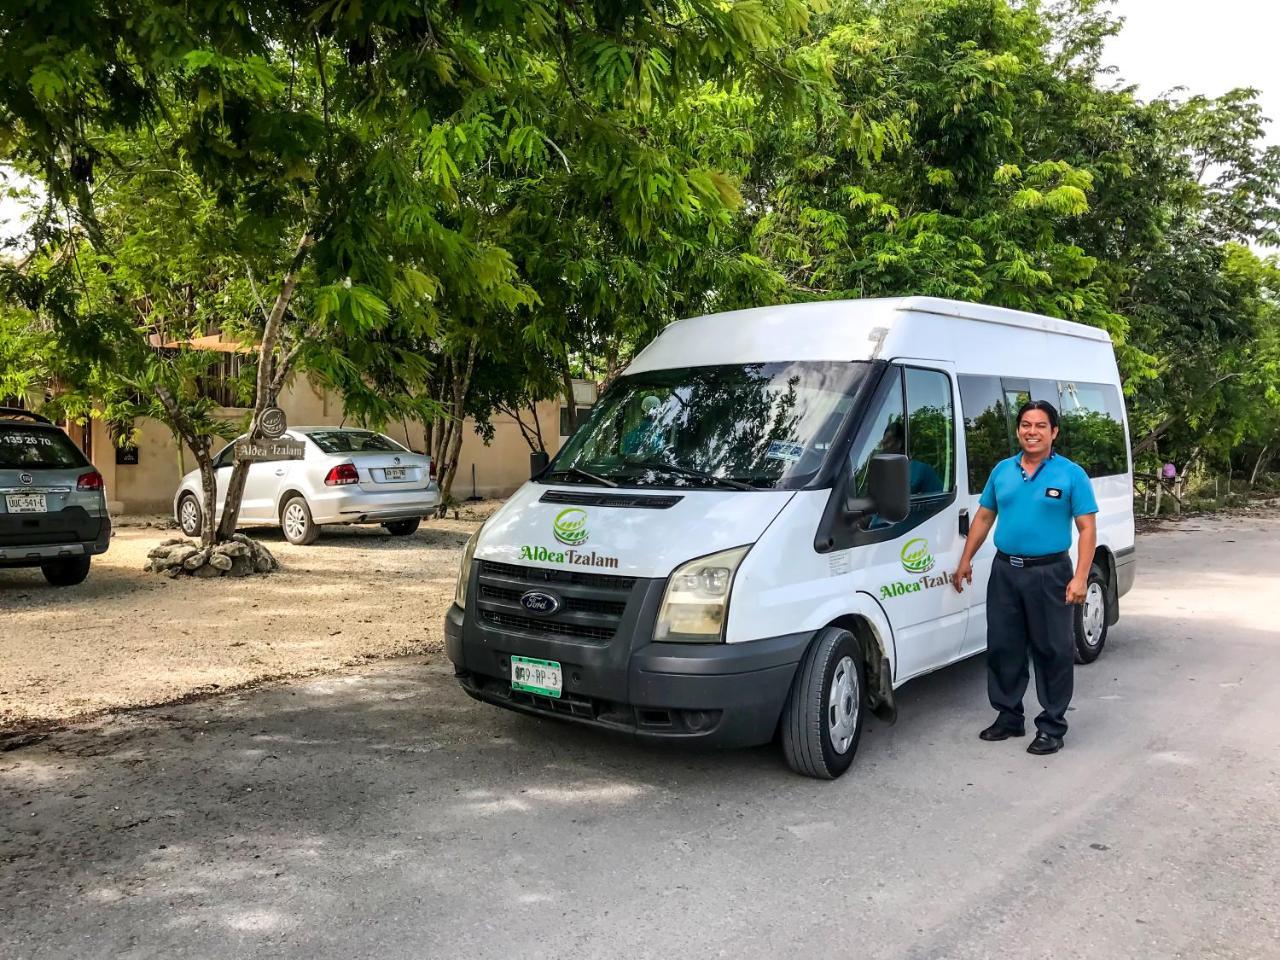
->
[1, 0, 1278, 497]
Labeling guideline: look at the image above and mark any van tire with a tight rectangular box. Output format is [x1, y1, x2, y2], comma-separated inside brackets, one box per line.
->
[780, 627, 864, 779]
[280, 496, 320, 545]
[1073, 563, 1109, 664]
[41, 556, 91, 587]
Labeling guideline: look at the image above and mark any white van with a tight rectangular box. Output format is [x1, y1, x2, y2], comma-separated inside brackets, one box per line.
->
[444, 297, 1136, 778]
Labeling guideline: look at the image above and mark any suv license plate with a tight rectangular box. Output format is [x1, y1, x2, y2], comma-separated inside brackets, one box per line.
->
[384, 467, 406, 481]
[6, 494, 46, 513]
[511, 656, 562, 698]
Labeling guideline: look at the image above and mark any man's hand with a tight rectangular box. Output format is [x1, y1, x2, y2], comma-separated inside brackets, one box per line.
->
[1066, 575, 1087, 605]
[953, 559, 973, 593]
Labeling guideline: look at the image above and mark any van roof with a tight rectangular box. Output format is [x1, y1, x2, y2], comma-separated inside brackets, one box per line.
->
[626, 297, 1113, 375]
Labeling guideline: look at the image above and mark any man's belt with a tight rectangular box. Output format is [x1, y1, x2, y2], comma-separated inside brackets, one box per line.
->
[995, 550, 1069, 569]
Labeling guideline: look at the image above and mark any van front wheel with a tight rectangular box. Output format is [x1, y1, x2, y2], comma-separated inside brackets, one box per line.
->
[780, 627, 864, 779]
[1074, 563, 1109, 664]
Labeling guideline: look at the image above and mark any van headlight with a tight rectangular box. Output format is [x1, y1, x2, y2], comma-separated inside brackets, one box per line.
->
[654, 546, 751, 643]
[455, 526, 483, 608]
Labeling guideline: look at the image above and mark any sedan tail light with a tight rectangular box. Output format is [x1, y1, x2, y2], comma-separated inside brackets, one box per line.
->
[324, 462, 359, 486]
[77, 470, 104, 491]
[427, 458, 435, 479]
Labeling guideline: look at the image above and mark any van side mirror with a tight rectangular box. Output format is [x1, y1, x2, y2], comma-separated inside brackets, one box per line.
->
[530, 451, 550, 479]
[845, 454, 910, 524]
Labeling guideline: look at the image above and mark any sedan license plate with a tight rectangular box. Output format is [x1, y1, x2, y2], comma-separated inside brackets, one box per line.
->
[511, 656, 562, 698]
[6, 494, 46, 513]
[383, 467, 407, 481]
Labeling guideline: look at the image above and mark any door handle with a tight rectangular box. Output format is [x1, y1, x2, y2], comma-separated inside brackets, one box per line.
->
[274, 469, 286, 477]
[958, 508, 970, 537]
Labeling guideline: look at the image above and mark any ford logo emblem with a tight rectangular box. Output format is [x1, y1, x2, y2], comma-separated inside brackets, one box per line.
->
[519, 590, 561, 616]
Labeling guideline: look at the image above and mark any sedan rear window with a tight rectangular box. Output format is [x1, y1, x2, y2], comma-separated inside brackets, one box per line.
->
[0, 428, 90, 469]
[307, 430, 406, 454]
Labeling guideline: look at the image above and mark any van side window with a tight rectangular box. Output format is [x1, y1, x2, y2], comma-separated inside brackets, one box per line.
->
[1057, 381, 1128, 477]
[903, 367, 955, 497]
[958, 375, 1009, 492]
[849, 367, 904, 500]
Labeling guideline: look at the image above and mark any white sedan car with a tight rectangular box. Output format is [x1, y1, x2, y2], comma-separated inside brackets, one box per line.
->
[174, 427, 440, 545]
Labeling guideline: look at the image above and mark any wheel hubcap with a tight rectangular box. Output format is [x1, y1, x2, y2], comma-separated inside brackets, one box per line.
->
[284, 504, 307, 540]
[827, 655, 859, 754]
[180, 500, 198, 533]
[1083, 582, 1105, 646]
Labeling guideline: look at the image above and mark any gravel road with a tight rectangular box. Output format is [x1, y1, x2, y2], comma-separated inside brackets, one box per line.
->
[2, 513, 1278, 959]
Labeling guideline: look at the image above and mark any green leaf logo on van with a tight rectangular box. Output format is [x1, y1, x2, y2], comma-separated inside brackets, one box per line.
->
[900, 537, 934, 574]
[552, 508, 589, 546]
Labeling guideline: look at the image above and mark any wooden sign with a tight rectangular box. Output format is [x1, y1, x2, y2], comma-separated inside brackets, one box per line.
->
[234, 438, 306, 462]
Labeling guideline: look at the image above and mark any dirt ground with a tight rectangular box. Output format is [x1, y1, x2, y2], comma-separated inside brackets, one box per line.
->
[0, 502, 500, 733]
[4, 500, 1277, 738]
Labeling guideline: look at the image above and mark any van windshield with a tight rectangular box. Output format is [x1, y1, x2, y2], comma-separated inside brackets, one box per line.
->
[547, 361, 872, 490]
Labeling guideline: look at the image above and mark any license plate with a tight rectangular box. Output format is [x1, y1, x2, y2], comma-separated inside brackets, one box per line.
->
[511, 656, 562, 698]
[5, 494, 46, 513]
[383, 467, 407, 481]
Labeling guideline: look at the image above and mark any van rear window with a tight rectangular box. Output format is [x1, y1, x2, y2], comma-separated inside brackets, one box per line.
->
[0, 428, 90, 469]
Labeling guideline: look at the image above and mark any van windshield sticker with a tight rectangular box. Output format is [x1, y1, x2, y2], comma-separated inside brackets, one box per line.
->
[765, 440, 804, 463]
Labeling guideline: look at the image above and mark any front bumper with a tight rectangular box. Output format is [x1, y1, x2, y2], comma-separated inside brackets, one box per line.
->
[444, 597, 811, 749]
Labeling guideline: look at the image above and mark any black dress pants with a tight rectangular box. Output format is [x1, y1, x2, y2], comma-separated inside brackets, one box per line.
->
[986, 556, 1075, 738]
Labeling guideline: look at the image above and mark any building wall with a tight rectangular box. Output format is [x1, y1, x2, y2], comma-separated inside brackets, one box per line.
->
[91, 378, 581, 516]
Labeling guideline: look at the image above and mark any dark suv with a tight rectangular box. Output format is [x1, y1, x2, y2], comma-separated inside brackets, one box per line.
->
[0, 408, 111, 586]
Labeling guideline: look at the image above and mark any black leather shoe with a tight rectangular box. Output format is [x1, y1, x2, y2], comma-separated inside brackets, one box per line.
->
[1027, 733, 1064, 755]
[979, 721, 1026, 741]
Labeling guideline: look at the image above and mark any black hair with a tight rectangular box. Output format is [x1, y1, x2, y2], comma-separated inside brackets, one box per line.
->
[1016, 399, 1059, 431]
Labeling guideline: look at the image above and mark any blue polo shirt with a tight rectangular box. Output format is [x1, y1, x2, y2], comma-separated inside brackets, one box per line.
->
[979, 452, 1098, 556]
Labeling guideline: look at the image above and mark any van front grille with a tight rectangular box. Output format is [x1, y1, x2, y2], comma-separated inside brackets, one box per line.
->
[479, 610, 616, 643]
[474, 560, 636, 645]
[479, 584, 626, 618]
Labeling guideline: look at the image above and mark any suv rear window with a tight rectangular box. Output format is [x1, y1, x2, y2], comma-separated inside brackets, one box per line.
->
[307, 430, 405, 454]
[0, 427, 90, 469]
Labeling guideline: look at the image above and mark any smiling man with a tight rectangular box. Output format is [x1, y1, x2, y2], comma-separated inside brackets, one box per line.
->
[952, 400, 1098, 755]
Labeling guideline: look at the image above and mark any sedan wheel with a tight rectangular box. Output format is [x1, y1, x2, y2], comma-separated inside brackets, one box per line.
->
[281, 496, 320, 545]
[178, 495, 202, 538]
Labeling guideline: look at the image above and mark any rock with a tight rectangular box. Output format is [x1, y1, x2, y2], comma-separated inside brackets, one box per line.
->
[159, 538, 187, 547]
[228, 556, 254, 577]
[216, 542, 250, 558]
[253, 556, 273, 574]
[191, 563, 221, 578]
[169, 546, 200, 566]
[208, 553, 233, 572]
[164, 565, 183, 579]
[183, 549, 211, 571]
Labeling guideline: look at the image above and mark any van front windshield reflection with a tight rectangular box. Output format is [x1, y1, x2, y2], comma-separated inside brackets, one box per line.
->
[547, 361, 871, 490]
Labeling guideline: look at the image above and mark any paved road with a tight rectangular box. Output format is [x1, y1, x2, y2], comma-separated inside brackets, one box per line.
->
[3, 514, 1278, 960]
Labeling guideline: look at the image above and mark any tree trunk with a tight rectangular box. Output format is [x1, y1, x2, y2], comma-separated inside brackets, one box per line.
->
[1250, 445, 1271, 487]
[435, 339, 478, 511]
[154, 386, 219, 548]
[560, 356, 576, 438]
[196, 447, 218, 547]
[217, 230, 313, 541]
[1133, 416, 1177, 457]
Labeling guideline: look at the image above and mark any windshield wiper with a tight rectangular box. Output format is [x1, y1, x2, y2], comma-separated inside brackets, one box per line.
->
[545, 466, 619, 488]
[628, 460, 755, 491]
